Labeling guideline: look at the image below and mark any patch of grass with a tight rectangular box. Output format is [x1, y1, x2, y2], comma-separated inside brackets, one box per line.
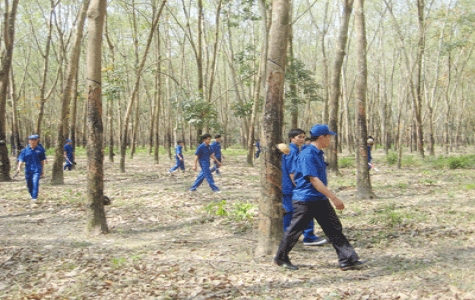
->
[369, 203, 424, 228]
[230, 201, 256, 221]
[338, 157, 355, 168]
[385, 152, 398, 165]
[426, 154, 475, 169]
[205, 200, 228, 217]
[402, 155, 422, 167]
[111, 257, 127, 269]
[70, 241, 92, 248]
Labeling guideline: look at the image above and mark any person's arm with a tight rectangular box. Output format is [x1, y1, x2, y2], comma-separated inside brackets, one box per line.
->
[193, 155, 199, 171]
[309, 176, 344, 210]
[64, 150, 68, 159]
[17, 161, 23, 173]
[41, 160, 45, 176]
[210, 153, 221, 166]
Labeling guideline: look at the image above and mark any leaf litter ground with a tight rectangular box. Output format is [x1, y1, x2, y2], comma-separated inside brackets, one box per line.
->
[1, 149, 474, 299]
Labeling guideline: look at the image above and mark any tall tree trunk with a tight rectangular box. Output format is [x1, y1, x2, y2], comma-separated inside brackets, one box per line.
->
[119, 0, 167, 172]
[35, 0, 55, 136]
[9, 68, 21, 156]
[247, 0, 268, 166]
[51, 0, 89, 184]
[86, 0, 108, 234]
[354, 0, 373, 199]
[0, 0, 19, 182]
[327, 0, 354, 174]
[255, 0, 290, 258]
[414, 0, 425, 158]
[153, 29, 161, 164]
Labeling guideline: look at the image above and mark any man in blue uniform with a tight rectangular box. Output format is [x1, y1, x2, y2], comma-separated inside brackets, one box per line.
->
[210, 135, 224, 175]
[63, 139, 75, 171]
[190, 134, 221, 193]
[282, 129, 327, 246]
[169, 140, 185, 174]
[17, 135, 47, 201]
[254, 139, 261, 158]
[274, 124, 365, 271]
[367, 136, 374, 169]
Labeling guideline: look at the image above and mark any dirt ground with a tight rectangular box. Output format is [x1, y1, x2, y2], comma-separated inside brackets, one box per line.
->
[1, 147, 475, 299]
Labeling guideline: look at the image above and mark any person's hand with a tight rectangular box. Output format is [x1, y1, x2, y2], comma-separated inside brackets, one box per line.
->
[217, 161, 222, 167]
[330, 197, 345, 210]
[193, 165, 197, 171]
[16, 167, 20, 173]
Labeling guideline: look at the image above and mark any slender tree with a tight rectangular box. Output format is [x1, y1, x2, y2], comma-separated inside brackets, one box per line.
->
[255, 0, 290, 258]
[354, 0, 373, 199]
[86, 0, 108, 234]
[0, 0, 19, 182]
[327, 0, 354, 174]
[51, 0, 90, 184]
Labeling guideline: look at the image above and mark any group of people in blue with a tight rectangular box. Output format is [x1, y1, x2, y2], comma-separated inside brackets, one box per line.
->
[169, 134, 224, 193]
[16, 134, 75, 201]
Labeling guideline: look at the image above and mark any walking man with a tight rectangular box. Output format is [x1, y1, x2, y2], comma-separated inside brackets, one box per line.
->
[190, 134, 221, 193]
[210, 135, 224, 175]
[17, 135, 47, 202]
[169, 140, 185, 174]
[282, 129, 327, 246]
[274, 124, 365, 271]
[63, 139, 75, 171]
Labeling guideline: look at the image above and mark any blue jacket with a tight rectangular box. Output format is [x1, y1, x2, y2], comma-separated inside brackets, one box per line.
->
[18, 145, 46, 173]
[211, 141, 222, 159]
[282, 143, 299, 195]
[195, 143, 214, 165]
[292, 145, 328, 202]
[64, 144, 74, 159]
[175, 145, 183, 158]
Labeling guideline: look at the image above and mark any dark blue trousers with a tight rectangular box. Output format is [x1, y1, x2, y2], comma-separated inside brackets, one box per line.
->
[170, 156, 185, 172]
[190, 161, 219, 192]
[25, 171, 41, 199]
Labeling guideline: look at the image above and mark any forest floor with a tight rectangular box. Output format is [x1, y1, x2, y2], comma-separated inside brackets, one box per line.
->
[1, 147, 475, 300]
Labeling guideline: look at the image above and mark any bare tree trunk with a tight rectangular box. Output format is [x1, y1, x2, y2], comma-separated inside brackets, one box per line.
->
[51, 0, 89, 184]
[35, 0, 56, 136]
[414, 0, 425, 158]
[153, 25, 161, 164]
[119, 0, 167, 172]
[255, 0, 289, 258]
[0, 0, 19, 182]
[354, 0, 373, 199]
[327, 0, 354, 174]
[9, 68, 21, 156]
[247, 0, 268, 166]
[86, 0, 108, 235]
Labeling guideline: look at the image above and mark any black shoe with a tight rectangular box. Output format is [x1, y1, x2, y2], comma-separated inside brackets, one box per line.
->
[340, 260, 366, 271]
[273, 257, 299, 270]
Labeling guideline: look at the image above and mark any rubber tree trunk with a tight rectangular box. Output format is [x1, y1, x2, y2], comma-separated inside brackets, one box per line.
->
[354, 0, 374, 199]
[51, 0, 89, 184]
[86, 0, 108, 235]
[0, 0, 19, 182]
[327, 0, 354, 174]
[255, 0, 290, 258]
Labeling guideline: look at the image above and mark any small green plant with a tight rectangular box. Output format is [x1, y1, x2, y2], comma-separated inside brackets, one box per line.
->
[204, 200, 228, 216]
[230, 201, 256, 221]
[464, 183, 475, 190]
[385, 152, 398, 165]
[111, 257, 127, 269]
[339, 157, 355, 168]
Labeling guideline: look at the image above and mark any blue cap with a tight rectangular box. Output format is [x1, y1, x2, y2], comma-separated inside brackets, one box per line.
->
[309, 124, 336, 138]
[66, 139, 72, 143]
[28, 134, 39, 140]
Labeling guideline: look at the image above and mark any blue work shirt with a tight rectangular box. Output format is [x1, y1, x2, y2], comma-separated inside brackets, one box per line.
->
[195, 143, 214, 166]
[175, 145, 183, 158]
[292, 145, 328, 202]
[255, 141, 260, 149]
[282, 143, 300, 195]
[64, 144, 74, 159]
[211, 141, 222, 159]
[18, 145, 46, 173]
[367, 145, 372, 162]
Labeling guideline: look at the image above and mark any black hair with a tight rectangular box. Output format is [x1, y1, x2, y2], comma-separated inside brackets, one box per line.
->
[215, 134, 221, 139]
[201, 134, 212, 141]
[288, 128, 306, 141]
[177, 140, 184, 144]
[305, 137, 311, 142]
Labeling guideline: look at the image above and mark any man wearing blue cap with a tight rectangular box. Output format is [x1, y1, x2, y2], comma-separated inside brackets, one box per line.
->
[282, 128, 327, 246]
[63, 139, 75, 171]
[190, 134, 221, 193]
[274, 124, 365, 271]
[17, 135, 47, 201]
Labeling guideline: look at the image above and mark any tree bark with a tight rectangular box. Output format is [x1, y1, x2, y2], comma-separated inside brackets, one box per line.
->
[255, 0, 290, 258]
[354, 0, 373, 199]
[86, 0, 108, 235]
[0, 0, 19, 182]
[327, 0, 354, 174]
[247, 0, 269, 166]
[51, 0, 89, 184]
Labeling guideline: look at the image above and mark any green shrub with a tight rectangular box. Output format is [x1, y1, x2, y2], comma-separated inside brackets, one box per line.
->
[205, 200, 228, 216]
[339, 157, 355, 168]
[231, 201, 256, 221]
[385, 152, 398, 165]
